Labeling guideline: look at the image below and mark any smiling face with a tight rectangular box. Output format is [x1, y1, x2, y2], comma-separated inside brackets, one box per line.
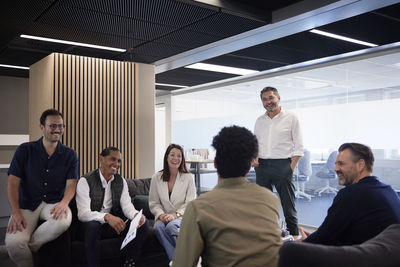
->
[100, 150, 122, 180]
[335, 149, 361, 186]
[167, 148, 182, 171]
[261, 91, 280, 113]
[40, 115, 64, 143]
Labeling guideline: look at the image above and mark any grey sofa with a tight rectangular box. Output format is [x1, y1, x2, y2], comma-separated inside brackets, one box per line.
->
[279, 224, 400, 267]
[36, 178, 169, 267]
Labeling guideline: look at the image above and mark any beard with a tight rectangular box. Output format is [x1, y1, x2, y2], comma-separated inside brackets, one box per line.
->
[265, 103, 278, 113]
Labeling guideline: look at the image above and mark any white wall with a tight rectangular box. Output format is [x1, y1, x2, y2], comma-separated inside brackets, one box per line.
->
[295, 98, 400, 150]
[172, 97, 400, 152]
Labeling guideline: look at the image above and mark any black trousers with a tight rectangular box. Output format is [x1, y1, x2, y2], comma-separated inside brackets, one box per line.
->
[81, 219, 149, 267]
[255, 158, 299, 235]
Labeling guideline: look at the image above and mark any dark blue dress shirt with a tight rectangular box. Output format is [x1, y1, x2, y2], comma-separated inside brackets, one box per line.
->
[8, 137, 79, 210]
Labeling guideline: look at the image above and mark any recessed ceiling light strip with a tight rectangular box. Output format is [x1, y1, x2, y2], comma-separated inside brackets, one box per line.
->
[310, 29, 377, 47]
[0, 64, 30, 70]
[156, 83, 187, 88]
[20, 34, 126, 52]
[185, 63, 258, 75]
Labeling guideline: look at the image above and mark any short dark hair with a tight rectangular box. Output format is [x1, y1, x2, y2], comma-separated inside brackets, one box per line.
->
[161, 144, 189, 181]
[100, 146, 120, 157]
[212, 125, 258, 178]
[338, 143, 374, 172]
[260, 86, 279, 99]
[40, 109, 63, 126]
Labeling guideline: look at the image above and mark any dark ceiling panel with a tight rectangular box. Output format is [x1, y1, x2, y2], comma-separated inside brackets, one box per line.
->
[320, 11, 400, 46]
[0, 67, 28, 78]
[186, 11, 266, 38]
[0, 0, 55, 49]
[133, 0, 217, 27]
[60, 0, 216, 27]
[34, 3, 174, 43]
[374, 2, 400, 20]
[0, 46, 49, 67]
[230, 0, 303, 11]
[12, 38, 74, 54]
[132, 41, 188, 61]
[26, 23, 140, 51]
[114, 53, 160, 64]
[1, 0, 399, 92]
[0, 0, 54, 26]
[156, 68, 237, 87]
[200, 6, 400, 75]
[155, 29, 228, 49]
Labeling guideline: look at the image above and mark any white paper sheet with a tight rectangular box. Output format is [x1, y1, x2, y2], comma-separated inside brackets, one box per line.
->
[120, 209, 143, 250]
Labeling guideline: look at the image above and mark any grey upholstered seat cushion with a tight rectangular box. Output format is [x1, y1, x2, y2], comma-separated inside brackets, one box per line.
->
[126, 177, 151, 196]
[279, 224, 400, 267]
[125, 178, 153, 219]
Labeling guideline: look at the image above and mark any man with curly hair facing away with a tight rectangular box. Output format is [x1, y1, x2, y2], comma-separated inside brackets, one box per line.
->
[173, 125, 282, 267]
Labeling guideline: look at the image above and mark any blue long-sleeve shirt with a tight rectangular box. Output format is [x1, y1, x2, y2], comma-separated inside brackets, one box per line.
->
[304, 176, 400, 245]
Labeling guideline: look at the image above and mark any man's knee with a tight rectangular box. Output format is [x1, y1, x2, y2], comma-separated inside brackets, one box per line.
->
[138, 220, 149, 235]
[54, 211, 72, 232]
[82, 220, 102, 238]
[5, 232, 30, 252]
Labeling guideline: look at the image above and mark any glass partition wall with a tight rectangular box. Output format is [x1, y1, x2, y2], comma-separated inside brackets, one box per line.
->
[165, 51, 400, 227]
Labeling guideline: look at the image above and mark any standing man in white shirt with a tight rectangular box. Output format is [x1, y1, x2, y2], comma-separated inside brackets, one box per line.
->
[76, 147, 148, 267]
[254, 86, 304, 237]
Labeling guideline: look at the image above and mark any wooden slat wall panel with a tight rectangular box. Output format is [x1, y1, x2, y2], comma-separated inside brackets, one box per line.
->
[53, 53, 136, 178]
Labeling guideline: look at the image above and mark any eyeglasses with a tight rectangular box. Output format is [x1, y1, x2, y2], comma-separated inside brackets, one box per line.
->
[262, 96, 277, 101]
[47, 124, 65, 130]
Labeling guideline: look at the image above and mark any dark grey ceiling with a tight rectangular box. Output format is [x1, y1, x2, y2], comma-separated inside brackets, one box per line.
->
[1, 0, 400, 92]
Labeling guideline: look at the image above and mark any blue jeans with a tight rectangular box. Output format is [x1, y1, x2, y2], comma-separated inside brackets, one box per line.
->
[154, 219, 181, 260]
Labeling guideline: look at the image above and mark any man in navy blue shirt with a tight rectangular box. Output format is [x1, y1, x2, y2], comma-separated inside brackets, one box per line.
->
[300, 143, 400, 245]
[5, 109, 78, 267]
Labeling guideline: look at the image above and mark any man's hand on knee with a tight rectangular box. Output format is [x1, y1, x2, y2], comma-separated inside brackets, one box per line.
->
[7, 212, 27, 234]
[104, 214, 126, 234]
[50, 201, 69, 220]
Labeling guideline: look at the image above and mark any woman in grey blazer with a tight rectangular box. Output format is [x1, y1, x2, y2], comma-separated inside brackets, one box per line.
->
[149, 144, 196, 262]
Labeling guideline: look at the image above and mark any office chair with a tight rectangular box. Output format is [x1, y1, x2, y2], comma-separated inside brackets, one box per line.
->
[314, 151, 338, 196]
[293, 149, 313, 201]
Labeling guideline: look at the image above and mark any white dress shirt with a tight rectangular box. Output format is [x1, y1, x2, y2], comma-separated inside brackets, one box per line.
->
[76, 169, 138, 223]
[254, 109, 304, 159]
[149, 171, 196, 221]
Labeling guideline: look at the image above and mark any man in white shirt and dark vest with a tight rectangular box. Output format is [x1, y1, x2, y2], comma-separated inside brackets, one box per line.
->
[76, 147, 148, 267]
[254, 86, 304, 236]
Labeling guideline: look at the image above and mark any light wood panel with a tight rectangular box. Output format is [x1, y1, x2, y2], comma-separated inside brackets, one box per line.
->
[53, 53, 136, 178]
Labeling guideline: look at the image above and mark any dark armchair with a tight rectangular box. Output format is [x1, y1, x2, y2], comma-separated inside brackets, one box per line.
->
[279, 224, 400, 267]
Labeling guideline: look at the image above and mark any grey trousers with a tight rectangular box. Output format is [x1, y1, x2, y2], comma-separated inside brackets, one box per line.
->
[255, 158, 299, 235]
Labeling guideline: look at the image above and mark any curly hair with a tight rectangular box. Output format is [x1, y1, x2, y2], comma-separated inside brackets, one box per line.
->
[161, 144, 189, 181]
[212, 125, 258, 178]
